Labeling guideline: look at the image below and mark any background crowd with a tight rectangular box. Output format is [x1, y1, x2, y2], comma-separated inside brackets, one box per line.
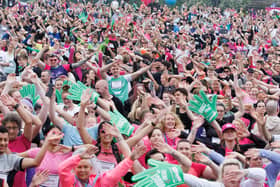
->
[1, 0, 280, 186]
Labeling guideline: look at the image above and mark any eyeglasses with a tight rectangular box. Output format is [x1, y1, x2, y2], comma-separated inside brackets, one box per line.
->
[6, 126, 19, 130]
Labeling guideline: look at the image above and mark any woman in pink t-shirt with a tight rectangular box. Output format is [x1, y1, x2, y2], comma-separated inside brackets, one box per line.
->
[157, 112, 184, 148]
[18, 127, 73, 187]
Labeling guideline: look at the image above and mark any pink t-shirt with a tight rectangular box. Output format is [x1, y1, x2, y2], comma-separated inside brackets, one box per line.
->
[96, 144, 120, 167]
[9, 135, 31, 187]
[27, 148, 72, 174]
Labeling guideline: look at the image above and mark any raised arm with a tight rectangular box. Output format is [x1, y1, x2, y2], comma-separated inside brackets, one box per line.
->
[0, 95, 33, 141]
[130, 64, 151, 81]
[49, 91, 64, 129]
[21, 132, 63, 169]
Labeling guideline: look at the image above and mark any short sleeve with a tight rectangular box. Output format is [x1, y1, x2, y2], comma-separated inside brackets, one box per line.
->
[87, 126, 99, 141]
[27, 148, 40, 159]
[62, 64, 71, 72]
[123, 74, 132, 82]
[9, 154, 24, 171]
[190, 162, 207, 177]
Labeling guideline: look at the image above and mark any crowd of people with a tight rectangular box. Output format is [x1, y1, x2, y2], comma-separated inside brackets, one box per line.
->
[1, 0, 280, 186]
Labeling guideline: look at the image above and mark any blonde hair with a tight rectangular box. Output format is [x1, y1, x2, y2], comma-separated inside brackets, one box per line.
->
[157, 112, 184, 132]
[219, 158, 243, 182]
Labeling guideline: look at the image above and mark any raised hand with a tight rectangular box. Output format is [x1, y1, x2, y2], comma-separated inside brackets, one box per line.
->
[244, 149, 260, 159]
[191, 142, 210, 154]
[30, 170, 49, 187]
[130, 145, 147, 161]
[80, 145, 99, 159]
[0, 94, 17, 107]
[153, 142, 173, 154]
[167, 129, 181, 139]
[80, 88, 93, 106]
[103, 123, 121, 138]
[194, 152, 211, 165]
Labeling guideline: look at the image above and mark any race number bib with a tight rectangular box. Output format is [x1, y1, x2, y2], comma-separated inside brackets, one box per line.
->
[40, 175, 59, 187]
[93, 159, 115, 175]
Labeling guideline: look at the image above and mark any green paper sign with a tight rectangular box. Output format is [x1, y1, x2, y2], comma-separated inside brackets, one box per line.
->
[132, 159, 184, 187]
[67, 81, 99, 103]
[188, 90, 217, 122]
[109, 110, 134, 137]
[19, 84, 40, 106]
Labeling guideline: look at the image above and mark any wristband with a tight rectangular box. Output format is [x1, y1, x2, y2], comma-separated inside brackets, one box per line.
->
[13, 104, 20, 110]
[151, 122, 156, 127]
[72, 145, 75, 152]
[93, 105, 98, 110]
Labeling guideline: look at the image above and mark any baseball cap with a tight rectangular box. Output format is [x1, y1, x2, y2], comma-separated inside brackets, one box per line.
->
[222, 123, 236, 132]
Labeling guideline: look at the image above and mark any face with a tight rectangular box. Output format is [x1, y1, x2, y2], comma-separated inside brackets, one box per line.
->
[149, 153, 165, 164]
[17, 57, 28, 67]
[5, 122, 19, 141]
[244, 81, 253, 92]
[74, 159, 93, 181]
[111, 65, 120, 78]
[251, 85, 259, 95]
[217, 105, 225, 120]
[47, 128, 63, 145]
[11, 91, 22, 103]
[62, 93, 72, 106]
[41, 72, 50, 84]
[0, 132, 8, 154]
[177, 142, 191, 158]
[222, 164, 241, 187]
[87, 70, 95, 80]
[248, 156, 263, 168]
[99, 123, 113, 144]
[164, 114, 176, 131]
[223, 128, 237, 141]
[149, 129, 163, 145]
[256, 102, 266, 113]
[95, 83, 106, 95]
[48, 57, 58, 67]
[174, 91, 185, 104]
[212, 80, 220, 91]
[55, 80, 63, 90]
[162, 93, 171, 105]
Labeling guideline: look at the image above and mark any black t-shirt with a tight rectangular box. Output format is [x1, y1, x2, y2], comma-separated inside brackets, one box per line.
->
[176, 107, 193, 130]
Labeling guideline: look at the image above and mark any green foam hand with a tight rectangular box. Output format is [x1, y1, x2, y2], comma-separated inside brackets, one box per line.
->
[188, 90, 217, 122]
[109, 110, 134, 137]
[132, 159, 184, 187]
[67, 81, 99, 103]
[19, 84, 40, 106]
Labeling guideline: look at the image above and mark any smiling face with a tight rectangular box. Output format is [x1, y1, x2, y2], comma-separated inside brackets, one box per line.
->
[164, 114, 176, 131]
[99, 123, 113, 144]
[177, 141, 191, 158]
[74, 159, 93, 181]
[149, 129, 163, 146]
[223, 128, 237, 141]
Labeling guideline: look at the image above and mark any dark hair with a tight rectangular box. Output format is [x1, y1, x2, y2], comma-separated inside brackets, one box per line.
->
[148, 127, 162, 139]
[0, 126, 8, 133]
[176, 139, 191, 149]
[2, 112, 22, 129]
[174, 88, 188, 98]
[95, 121, 122, 163]
[145, 149, 165, 164]
[216, 102, 226, 110]
[43, 124, 62, 136]
[254, 100, 265, 108]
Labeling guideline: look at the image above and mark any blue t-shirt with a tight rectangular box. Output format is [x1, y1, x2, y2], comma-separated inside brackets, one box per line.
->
[62, 123, 98, 146]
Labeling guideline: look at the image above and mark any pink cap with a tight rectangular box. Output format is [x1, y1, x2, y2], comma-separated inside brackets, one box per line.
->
[222, 123, 236, 132]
